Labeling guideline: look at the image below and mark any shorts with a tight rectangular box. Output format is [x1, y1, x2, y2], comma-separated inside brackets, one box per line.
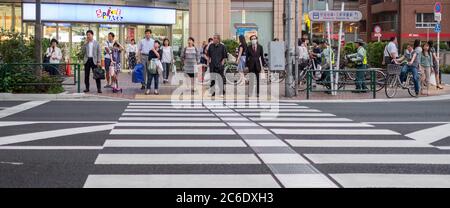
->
[238, 56, 246, 72]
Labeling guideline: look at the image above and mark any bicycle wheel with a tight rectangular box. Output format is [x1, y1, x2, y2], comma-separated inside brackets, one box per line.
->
[385, 75, 399, 98]
[407, 74, 418, 97]
[297, 69, 308, 91]
[224, 64, 242, 85]
[375, 70, 386, 92]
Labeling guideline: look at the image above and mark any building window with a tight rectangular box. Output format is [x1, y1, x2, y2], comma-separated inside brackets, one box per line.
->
[416, 13, 436, 28]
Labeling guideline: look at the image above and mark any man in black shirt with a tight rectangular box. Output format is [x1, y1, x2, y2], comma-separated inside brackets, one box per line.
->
[207, 34, 228, 97]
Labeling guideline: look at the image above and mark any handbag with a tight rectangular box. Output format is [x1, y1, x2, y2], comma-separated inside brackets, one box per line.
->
[93, 66, 105, 80]
[147, 59, 157, 74]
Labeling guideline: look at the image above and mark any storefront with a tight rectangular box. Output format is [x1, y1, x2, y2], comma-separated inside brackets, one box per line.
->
[0, 2, 189, 64]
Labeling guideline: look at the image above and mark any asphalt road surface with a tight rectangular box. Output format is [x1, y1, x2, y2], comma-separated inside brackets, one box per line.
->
[0, 99, 449, 188]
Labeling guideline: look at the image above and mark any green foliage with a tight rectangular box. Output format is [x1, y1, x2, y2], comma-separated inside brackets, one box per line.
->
[0, 30, 35, 63]
[344, 43, 357, 54]
[0, 30, 65, 93]
[438, 42, 449, 51]
[72, 37, 86, 64]
[0, 64, 64, 93]
[222, 39, 239, 55]
[441, 65, 450, 74]
[366, 41, 387, 68]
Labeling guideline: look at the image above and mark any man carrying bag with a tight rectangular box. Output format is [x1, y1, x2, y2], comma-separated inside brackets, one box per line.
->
[82, 30, 104, 93]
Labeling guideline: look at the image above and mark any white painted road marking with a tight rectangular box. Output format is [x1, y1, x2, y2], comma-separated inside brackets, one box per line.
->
[0, 122, 35, 127]
[115, 122, 227, 127]
[94, 154, 261, 165]
[125, 109, 210, 113]
[0, 124, 115, 146]
[286, 140, 432, 148]
[110, 129, 235, 135]
[0, 146, 103, 150]
[331, 174, 450, 188]
[406, 123, 450, 144]
[236, 109, 321, 112]
[245, 140, 289, 147]
[84, 174, 280, 188]
[122, 113, 215, 117]
[258, 154, 310, 164]
[250, 117, 353, 122]
[103, 140, 247, 147]
[272, 129, 400, 135]
[0, 101, 49, 119]
[260, 123, 373, 128]
[119, 117, 220, 121]
[243, 113, 336, 117]
[306, 154, 450, 164]
[275, 174, 338, 188]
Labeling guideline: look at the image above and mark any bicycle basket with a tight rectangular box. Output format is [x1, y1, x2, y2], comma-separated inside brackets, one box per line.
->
[387, 64, 402, 75]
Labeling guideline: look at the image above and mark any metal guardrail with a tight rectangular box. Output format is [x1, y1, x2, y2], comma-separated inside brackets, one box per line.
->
[0, 63, 81, 93]
[306, 68, 378, 99]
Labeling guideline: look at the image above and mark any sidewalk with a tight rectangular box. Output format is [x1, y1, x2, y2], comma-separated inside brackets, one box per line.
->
[63, 71, 450, 101]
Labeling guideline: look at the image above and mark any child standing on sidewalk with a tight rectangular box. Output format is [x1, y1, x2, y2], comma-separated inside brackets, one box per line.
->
[111, 42, 123, 93]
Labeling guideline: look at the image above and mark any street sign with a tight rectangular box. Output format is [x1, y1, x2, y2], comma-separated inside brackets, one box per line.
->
[435, 2, 442, 22]
[269, 41, 286, 71]
[374, 25, 382, 34]
[308, 10, 362, 22]
[435, 13, 442, 22]
[435, 2, 442, 13]
[374, 33, 382, 37]
[435, 23, 441, 33]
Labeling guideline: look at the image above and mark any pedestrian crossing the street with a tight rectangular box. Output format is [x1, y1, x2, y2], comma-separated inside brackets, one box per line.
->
[83, 101, 450, 188]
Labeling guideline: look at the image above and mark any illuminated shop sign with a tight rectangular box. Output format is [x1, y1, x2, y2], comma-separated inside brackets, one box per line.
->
[23, 3, 176, 25]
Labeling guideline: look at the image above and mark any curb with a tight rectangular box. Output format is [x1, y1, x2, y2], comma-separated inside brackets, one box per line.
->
[1, 92, 450, 103]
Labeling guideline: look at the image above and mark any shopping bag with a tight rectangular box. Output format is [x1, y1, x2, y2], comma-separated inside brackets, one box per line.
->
[155, 60, 164, 75]
[172, 64, 177, 74]
[132, 63, 144, 83]
[109, 65, 116, 77]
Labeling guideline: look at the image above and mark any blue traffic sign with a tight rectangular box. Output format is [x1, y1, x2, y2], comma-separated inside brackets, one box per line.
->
[435, 2, 442, 13]
[435, 23, 441, 33]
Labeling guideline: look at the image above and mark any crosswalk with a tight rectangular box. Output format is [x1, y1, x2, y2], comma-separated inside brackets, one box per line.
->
[83, 101, 450, 188]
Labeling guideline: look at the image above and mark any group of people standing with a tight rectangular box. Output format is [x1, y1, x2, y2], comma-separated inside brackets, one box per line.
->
[81, 28, 243, 97]
[385, 37, 444, 96]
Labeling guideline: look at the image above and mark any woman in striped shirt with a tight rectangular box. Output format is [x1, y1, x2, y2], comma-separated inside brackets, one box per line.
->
[181, 37, 201, 93]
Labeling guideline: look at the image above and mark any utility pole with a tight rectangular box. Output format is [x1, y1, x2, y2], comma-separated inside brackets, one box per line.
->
[294, 0, 299, 96]
[284, 0, 295, 97]
[35, 0, 42, 72]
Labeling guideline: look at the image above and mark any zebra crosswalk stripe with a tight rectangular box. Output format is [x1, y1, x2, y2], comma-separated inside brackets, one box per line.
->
[103, 139, 247, 147]
[84, 174, 281, 188]
[305, 154, 450, 164]
[94, 154, 262, 165]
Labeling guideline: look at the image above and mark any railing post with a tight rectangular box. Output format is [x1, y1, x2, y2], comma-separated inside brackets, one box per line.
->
[77, 64, 81, 93]
[306, 70, 311, 100]
[371, 69, 376, 99]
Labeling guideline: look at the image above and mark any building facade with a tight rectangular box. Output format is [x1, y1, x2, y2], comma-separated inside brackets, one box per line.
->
[0, 0, 302, 58]
[359, 0, 450, 46]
